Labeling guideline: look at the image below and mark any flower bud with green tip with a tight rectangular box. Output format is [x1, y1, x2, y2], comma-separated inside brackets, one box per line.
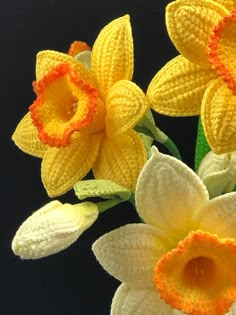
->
[197, 151, 236, 199]
[12, 200, 98, 259]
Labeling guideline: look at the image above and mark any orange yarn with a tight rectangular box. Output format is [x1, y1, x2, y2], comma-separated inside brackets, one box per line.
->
[68, 41, 91, 57]
[30, 63, 98, 147]
[208, 8, 236, 94]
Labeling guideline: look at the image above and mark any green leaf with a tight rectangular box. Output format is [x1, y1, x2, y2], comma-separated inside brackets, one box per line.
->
[74, 179, 130, 201]
[195, 117, 211, 170]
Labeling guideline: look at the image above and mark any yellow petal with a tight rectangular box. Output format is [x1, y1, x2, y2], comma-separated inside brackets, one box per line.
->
[166, 0, 229, 65]
[12, 200, 98, 259]
[92, 224, 171, 287]
[36, 50, 94, 84]
[201, 78, 236, 154]
[93, 130, 146, 192]
[12, 112, 47, 158]
[42, 132, 102, 197]
[208, 8, 236, 94]
[214, 0, 236, 11]
[91, 15, 133, 100]
[147, 55, 217, 116]
[196, 192, 236, 239]
[111, 283, 175, 315]
[105, 80, 149, 136]
[135, 147, 209, 242]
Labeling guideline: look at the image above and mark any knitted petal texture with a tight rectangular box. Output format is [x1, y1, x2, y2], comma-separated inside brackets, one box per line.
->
[36, 50, 94, 84]
[12, 201, 98, 259]
[147, 55, 217, 116]
[12, 112, 47, 158]
[208, 8, 236, 94]
[105, 80, 149, 136]
[111, 283, 176, 315]
[135, 147, 209, 242]
[197, 151, 236, 198]
[93, 129, 146, 192]
[91, 15, 133, 100]
[42, 132, 102, 197]
[214, 0, 236, 11]
[201, 77, 236, 153]
[166, 0, 229, 66]
[196, 192, 236, 239]
[92, 224, 171, 287]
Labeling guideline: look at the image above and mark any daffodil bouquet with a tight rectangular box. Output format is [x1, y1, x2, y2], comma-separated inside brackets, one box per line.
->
[11, 1, 236, 314]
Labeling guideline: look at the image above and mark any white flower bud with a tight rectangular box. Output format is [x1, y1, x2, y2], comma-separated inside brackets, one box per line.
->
[12, 200, 98, 259]
[197, 151, 236, 198]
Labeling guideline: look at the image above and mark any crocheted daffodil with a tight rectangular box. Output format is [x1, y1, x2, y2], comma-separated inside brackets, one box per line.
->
[12, 15, 149, 197]
[12, 200, 98, 259]
[93, 146, 236, 315]
[147, 0, 236, 154]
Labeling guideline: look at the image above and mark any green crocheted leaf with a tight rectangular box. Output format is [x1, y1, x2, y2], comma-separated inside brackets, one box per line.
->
[195, 117, 211, 171]
[74, 179, 130, 201]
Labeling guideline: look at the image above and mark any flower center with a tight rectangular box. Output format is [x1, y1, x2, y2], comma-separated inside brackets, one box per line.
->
[30, 63, 98, 147]
[154, 230, 236, 315]
[183, 256, 216, 288]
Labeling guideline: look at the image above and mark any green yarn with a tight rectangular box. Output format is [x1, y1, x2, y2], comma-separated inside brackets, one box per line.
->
[195, 117, 211, 171]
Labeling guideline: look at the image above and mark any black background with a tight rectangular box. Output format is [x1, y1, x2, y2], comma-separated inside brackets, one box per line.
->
[2, 1, 197, 314]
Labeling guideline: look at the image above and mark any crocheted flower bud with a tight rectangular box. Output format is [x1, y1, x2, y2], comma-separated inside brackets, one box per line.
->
[197, 151, 236, 198]
[12, 200, 98, 259]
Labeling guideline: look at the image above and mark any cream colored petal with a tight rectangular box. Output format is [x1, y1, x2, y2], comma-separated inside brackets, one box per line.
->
[197, 151, 236, 198]
[93, 130, 146, 192]
[136, 147, 209, 242]
[105, 80, 149, 136]
[92, 224, 172, 287]
[42, 132, 102, 197]
[91, 15, 133, 100]
[147, 55, 216, 116]
[195, 192, 236, 238]
[12, 112, 47, 158]
[227, 303, 236, 315]
[201, 78, 236, 154]
[166, 0, 229, 65]
[36, 50, 94, 84]
[111, 283, 176, 315]
[12, 201, 98, 259]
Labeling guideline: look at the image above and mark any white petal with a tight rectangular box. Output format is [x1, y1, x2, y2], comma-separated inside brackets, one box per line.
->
[136, 147, 209, 241]
[196, 192, 236, 238]
[12, 201, 98, 259]
[227, 303, 236, 315]
[92, 224, 171, 287]
[111, 283, 176, 315]
[197, 151, 236, 198]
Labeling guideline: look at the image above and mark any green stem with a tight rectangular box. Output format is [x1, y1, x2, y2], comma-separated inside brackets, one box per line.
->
[163, 137, 182, 160]
[135, 126, 181, 160]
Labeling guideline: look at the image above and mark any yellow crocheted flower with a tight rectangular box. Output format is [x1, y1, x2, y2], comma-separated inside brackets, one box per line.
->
[93, 146, 236, 315]
[147, 0, 236, 154]
[12, 15, 149, 197]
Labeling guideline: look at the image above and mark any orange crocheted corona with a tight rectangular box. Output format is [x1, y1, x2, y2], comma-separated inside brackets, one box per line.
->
[68, 41, 91, 57]
[154, 230, 236, 315]
[208, 8, 236, 94]
[30, 63, 98, 147]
